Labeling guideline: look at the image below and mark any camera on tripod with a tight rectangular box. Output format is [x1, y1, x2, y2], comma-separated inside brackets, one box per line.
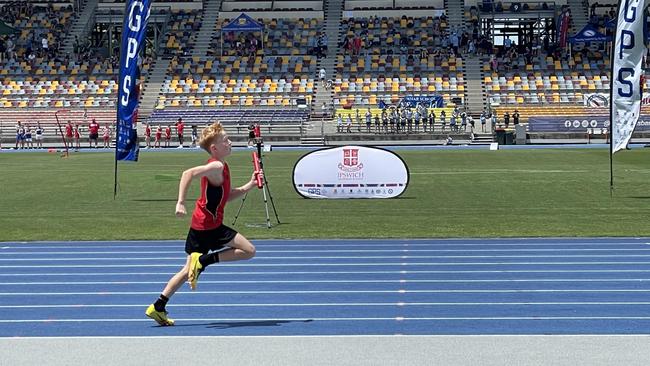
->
[235, 121, 280, 228]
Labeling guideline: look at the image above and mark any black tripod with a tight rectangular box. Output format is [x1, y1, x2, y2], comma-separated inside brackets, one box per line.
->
[232, 139, 280, 228]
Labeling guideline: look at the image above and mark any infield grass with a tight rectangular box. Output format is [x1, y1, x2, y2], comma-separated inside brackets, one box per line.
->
[1, 147, 650, 241]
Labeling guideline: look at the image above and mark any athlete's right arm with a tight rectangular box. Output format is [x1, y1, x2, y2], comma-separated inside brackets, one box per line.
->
[175, 161, 224, 217]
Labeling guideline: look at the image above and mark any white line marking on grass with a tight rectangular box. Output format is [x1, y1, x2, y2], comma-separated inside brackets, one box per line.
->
[1, 289, 650, 296]
[2, 316, 650, 324]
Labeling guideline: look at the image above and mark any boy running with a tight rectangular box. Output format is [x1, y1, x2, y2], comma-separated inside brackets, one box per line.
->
[145, 122, 258, 326]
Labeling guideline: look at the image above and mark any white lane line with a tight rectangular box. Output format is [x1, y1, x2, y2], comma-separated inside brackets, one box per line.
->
[1, 269, 650, 276]
[2, 301, 650, 309]
[1, 316, 650, 323]
[1, 247, 8, 250]
[3, 243, 650, 249]
[4, 248, 650, 254]
[0, 289, 649, 296]
[2, 278, 650, 286]
[6, 254, 650, 261]
[2, 261, 650, 268]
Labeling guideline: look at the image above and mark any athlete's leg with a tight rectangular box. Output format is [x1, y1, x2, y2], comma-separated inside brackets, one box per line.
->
[146, 255, 191, 326]
[162, 254, 191, 297]
[218, 233, 256, 261]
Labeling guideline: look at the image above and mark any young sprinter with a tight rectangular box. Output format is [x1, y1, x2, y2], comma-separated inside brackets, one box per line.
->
[145, 122, 258, 326]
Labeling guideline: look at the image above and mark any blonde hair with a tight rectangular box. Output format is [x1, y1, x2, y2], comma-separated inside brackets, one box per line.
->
[198, 122, 225, 152]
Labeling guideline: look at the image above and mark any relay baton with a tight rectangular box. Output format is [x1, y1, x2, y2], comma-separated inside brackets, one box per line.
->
[252, 152, 263, 189]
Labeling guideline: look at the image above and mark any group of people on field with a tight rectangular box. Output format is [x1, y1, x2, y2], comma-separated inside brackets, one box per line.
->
[143, 118, 199, 149]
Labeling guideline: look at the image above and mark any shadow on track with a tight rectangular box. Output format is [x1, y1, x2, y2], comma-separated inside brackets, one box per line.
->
[169, 319, 313, 329]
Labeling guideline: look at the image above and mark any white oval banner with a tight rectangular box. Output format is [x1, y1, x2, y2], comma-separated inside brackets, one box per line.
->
[293, 146, 409, 199]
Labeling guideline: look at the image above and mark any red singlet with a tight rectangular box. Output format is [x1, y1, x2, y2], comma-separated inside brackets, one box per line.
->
[190, 159, 230, 230]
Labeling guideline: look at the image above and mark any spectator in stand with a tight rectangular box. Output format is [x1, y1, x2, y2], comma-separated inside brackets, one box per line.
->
[365, 108, 372, 132]
[480, 111, 487, 132]
[346, 114, 352, 133]
[461, 111, 467, 132]
[88, 118, 99, 148]
[40, 34, 48, 58]
[102, 124, 111, 148]
[440, 110, 446, 131]
[337, 113, 343, 133]
[319, 68, 326, 86]
[35, 123, 43, 149]
[155, 125, 162, 148]
[429, 109, 436, 132]
[513, 110, 520, 126]
[503, 112, 510, 128]
[164, 125, 172, 147]
[144, 123, 151, 149]
[175, 118, 185, 148]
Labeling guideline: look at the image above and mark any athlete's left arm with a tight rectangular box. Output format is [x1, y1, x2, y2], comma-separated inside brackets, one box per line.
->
[228, 170, 261, 201]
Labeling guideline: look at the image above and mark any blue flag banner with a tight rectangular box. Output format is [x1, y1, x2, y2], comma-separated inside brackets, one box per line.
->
[611, 0, 646, 154]
[116, 0, 151, 161]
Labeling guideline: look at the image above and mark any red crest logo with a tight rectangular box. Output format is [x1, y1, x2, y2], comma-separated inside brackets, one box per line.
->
[343, 148, 359, 167]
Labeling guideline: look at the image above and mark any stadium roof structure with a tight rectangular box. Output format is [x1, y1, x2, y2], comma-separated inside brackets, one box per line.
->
[223, 13, 264, 32]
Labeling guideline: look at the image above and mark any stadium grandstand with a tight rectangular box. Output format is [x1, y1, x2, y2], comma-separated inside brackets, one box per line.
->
[0, 0, 649, 148]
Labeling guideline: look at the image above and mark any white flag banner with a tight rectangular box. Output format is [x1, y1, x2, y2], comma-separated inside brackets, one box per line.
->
[611, 0, 646, 154]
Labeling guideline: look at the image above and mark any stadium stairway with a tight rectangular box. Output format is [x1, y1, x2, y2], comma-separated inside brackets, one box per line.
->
[444, 0, 466, 30]
[310, 0, 344, 118]
[60, 0, 99, 56]
[464, 55, 486, 116]
[566, 0, 589, 31]
[193, 0, 222, 57]
[138, 58, 172, 123]
[470, 132, 494, 145]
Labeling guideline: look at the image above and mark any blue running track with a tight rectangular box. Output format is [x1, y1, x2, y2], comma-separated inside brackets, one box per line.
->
[1, 238, 650, 337]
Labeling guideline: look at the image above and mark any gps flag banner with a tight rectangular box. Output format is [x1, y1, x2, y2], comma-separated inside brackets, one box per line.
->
[611, 0, 646, 154]
[116, 0, 151, 161]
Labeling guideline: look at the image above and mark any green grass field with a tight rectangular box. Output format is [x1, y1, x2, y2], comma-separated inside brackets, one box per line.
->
[2, 147, 650, 241]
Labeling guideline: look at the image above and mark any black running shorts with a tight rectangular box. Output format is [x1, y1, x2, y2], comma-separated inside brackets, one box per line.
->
[184, 225, 238, 254]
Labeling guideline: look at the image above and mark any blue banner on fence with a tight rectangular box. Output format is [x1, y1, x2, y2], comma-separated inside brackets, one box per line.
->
[399, 95, 444, 108]
[527, 116, 650, 132]
[116, 0, 151, 162]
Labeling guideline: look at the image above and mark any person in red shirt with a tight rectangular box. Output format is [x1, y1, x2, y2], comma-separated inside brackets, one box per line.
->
[145, 122, 259, 326]
[102, 124, 111, 148]
[144, 123, 151, 149]
[73, 123, 81, 150]
[154, 125, 162, 148]
[88, 118, 100, 148]
[175, 117, 185, 148]
[164, 125, 171, 147]
[64, 121, 73, 141]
